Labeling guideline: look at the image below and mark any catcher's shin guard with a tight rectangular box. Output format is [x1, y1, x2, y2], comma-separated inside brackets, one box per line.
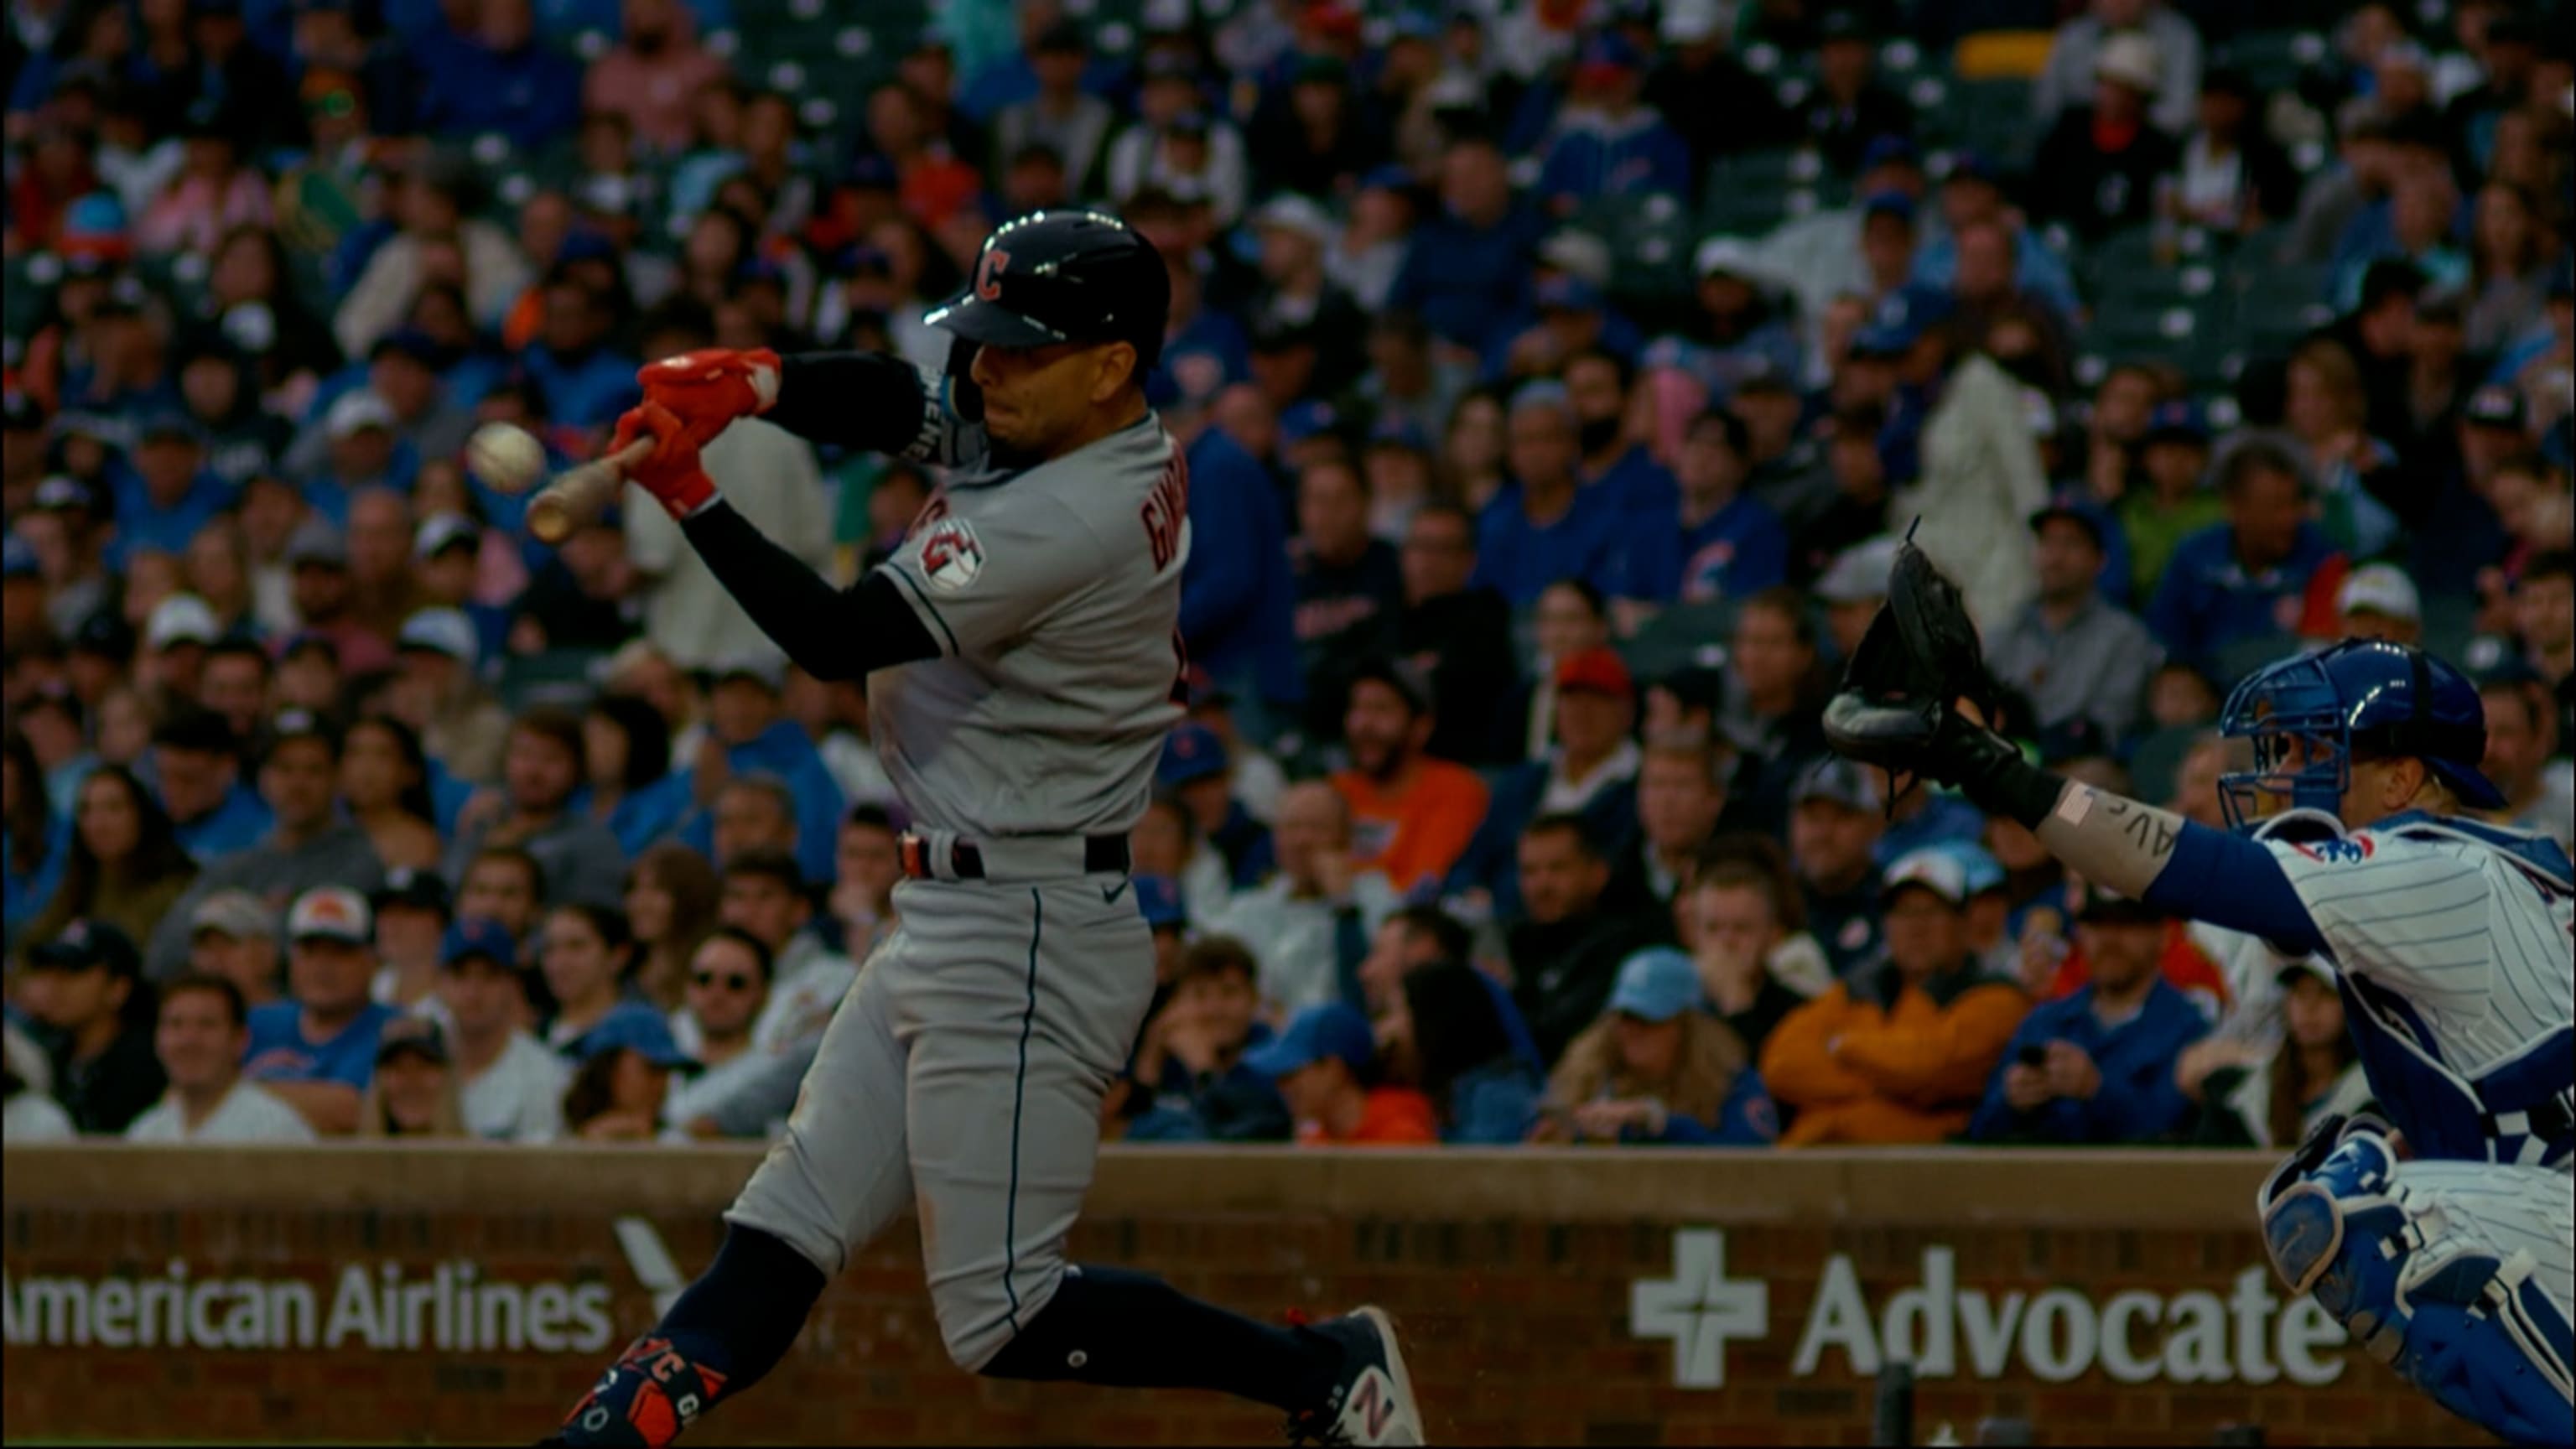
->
[2260, 1129, 2576, 1445]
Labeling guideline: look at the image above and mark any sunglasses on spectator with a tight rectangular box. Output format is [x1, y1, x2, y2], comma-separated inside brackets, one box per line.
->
[692, 971, 755, 992]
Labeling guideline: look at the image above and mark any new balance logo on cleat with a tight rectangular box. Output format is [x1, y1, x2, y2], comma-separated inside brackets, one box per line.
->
[1285, 1306, 1425, 1446]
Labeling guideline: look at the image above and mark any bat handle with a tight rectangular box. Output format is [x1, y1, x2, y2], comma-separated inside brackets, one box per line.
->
[527, 436, 658, 545]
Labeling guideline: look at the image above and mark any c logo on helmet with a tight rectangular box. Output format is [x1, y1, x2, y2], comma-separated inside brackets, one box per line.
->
[974, 249, 1011, 301]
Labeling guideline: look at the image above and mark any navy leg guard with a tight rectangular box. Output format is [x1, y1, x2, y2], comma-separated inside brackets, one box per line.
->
[2262, 1135, 2576, 1446]
[979, 1264, 1343, 1413]
[558, 1225, 828, 1446]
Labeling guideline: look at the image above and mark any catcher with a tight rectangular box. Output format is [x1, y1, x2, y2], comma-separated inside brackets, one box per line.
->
[1823, 538, 2572, 1445]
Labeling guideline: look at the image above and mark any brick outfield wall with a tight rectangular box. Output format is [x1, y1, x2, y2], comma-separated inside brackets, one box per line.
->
[0, 1145, 2492, 1447]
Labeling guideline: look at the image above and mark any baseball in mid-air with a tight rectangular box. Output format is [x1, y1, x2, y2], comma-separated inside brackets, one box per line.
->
[466, 423, 547, 494]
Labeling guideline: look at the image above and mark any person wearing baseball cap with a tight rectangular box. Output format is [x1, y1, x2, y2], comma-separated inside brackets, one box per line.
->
[1792, 8, 1910, 176]
[368, 865, 456, 1030]
[26, 474, 115, 636]
[2119, 401, 2224, 600]
[1530, 944, 1779, 1145]
[671, 650, 845, 892]
[1988, 498, 2162, 745]
[283, 513, 397, 676]
[2334, 564, 2423, 645]
[436, 919, 569, 1143]
[1244, 1000, 1436, 1145]
[142, 592, 221, 697]
[19, 920, 166, 1134]
[1449, 646, 1639, 921]
[1815, 536, 1903, 660]
[113, 408, 228, 566]
[186, 890, 283, 1009]
[150, 706, 269, 864]
[394, 605, 513, 784]
[1759, 847, 2029, 1145]
[1970, 875, 2210, 1145]
[360, 1015, 467, 1137]
[2027, 28, 2181, 242]
[1331, 654, 1491, 894]
[563, 1005, 696, 1140]
[1789, 756, 1889, 979]
[235, 885, 400, 1135]
[1159, 723, 1271, 891]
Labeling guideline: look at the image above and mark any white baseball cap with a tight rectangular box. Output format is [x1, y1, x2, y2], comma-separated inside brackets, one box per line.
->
[286, 886, 373, 945]
[1693, 236, 1765, 283]
[1882, 847, 1970, 908]
[1251, 194, 1335, 246]
[145, 593, 220, 651]
[2336, 564, 2421, 623]
[710, 649, 787, 693]
[413, 512, 480, 561]
[1815, 535, 1903, 605]
[1538, 229, 1613, 288]
[397, 606, 478, 666]
[2276, 955, 2337, 989]
[325, 388, 397, 440]
[1662, 0, 1723, 44]
[2096, 31, 2163, 93]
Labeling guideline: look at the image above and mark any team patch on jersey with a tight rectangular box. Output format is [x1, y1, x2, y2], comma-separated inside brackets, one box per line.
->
[917, 517, 985, 592]
[2293, 835, 2376, 865]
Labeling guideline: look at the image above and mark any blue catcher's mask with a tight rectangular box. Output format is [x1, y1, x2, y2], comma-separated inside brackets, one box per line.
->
[2218, 640, 2507, 833]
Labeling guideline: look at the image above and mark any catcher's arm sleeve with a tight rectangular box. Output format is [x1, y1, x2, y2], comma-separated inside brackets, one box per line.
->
[679, 498, 939, 681]
[2035, 785, 2327, 956]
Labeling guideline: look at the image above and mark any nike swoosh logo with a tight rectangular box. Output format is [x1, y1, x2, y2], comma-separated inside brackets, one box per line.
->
[1102, 880, 1130, 905]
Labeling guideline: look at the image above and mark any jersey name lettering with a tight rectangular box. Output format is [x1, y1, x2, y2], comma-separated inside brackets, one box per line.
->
[1142, 450, 1190, 571]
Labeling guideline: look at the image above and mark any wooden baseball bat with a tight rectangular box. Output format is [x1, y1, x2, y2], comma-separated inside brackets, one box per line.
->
[527, 436, 656, 544]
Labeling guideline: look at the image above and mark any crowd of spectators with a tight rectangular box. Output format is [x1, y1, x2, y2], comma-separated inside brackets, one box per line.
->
[3, 0, 2572, 1155]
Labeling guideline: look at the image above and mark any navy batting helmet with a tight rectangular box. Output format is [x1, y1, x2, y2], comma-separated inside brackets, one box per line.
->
[2216, 638, 2506, 830]
[925, 210, 1170, 368]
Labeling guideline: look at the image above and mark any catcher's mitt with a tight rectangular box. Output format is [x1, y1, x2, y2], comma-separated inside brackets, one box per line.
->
[1820, 534, 1998, 781]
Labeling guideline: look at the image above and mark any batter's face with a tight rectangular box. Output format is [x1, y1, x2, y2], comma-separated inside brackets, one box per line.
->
[968, 339, 1141, 462]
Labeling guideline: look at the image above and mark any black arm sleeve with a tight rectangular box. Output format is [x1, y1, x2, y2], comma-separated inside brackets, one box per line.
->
[678, 499, 941, 681]
[761, 351, 937, 454]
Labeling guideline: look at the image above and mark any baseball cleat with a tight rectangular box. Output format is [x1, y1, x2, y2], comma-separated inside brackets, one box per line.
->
[1285, 1306, 1425, 1446]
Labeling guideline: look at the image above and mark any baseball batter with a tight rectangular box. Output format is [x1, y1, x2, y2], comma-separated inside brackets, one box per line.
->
[1826, 574, 2571, 1446]
[547, 211, 1422, 1447]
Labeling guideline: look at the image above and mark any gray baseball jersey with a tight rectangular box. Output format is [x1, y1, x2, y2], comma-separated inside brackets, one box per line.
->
[724, 394, 1191, 1373]
[870, 412, 1190, 836]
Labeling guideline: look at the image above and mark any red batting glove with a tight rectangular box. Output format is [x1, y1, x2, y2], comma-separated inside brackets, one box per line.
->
[610, 403, 718, 521]
[636, 347, 782, 445]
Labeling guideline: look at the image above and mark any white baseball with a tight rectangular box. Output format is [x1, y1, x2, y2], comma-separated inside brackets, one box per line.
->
[466, 423, 548, 494]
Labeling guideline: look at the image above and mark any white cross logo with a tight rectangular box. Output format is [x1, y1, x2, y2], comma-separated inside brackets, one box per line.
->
[1631, 1228, 1768, 1389]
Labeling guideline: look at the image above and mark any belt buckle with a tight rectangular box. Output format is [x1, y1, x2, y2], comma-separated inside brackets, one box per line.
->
[900, 834, 928, 880]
